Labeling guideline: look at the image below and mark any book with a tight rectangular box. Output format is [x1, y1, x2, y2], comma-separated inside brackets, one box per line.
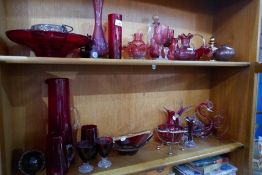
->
[190, 156, 229, 167]
[186, 163, 222, 174]
[173, 163, 237, 175]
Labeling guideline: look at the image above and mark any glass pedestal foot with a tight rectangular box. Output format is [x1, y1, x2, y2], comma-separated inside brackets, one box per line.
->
[78, 163, 94, 174]
[185, 140, 197, 148]
[98, 158, 112, 169]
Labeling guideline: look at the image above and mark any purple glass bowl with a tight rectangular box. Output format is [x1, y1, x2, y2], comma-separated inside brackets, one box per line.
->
[6, 29, 92, 57]
[113, 130, 153, 155]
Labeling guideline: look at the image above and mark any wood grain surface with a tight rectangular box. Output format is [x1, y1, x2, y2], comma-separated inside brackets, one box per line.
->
[0, 0, 260, 175]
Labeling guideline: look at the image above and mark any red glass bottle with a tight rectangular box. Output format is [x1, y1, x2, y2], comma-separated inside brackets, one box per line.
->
[92, 0, 108, 57]
[45, 78, 74, 167]
[108, 13, 122, 59]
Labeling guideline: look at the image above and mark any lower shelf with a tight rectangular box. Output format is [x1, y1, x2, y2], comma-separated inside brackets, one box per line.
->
[64, 137, 243, 175]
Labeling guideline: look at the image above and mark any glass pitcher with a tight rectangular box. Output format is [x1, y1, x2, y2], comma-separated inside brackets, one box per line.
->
[46, 78, 80, 167]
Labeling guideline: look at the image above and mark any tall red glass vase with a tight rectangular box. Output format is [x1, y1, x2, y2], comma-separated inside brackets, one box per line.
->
[45, 78, 74, 167]
[92, 0, 108, 57]
[108, 13, 122, 59]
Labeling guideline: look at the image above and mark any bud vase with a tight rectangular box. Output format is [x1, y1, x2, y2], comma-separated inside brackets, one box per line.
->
[92, 0, 108, 57]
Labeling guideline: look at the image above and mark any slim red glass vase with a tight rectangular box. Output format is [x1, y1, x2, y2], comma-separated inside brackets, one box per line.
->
[92, 0, 108, 57]
[108, 13, 122, 59]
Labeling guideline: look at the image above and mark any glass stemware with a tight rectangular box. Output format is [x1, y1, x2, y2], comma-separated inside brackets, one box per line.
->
[81, 125, 98, 144]
[153, 25, 167, 60]
[185, 117, 197, 148]
[76, 140, 97, 174]
[162, 28, 174, 60]
[96, 137, 113, 168]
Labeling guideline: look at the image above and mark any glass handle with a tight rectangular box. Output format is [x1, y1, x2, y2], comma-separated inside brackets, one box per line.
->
[62, 24, 74, 33]
[71, 106, 80, 130]
[193, 33, 205, 47]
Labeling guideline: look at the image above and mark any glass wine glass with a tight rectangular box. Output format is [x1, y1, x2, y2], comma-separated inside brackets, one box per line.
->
[76, 140, 97, 173]
[185, 117, 197, 148]
[153, 25, 168, 60]
[162, 28, 174, 60]
[96, 137, 113, 169]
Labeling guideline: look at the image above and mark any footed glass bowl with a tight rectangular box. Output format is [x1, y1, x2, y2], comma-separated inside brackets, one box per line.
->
[6, 29, 92, 57]
[157, 124, 186, 143]
[113, 130, 153, 155]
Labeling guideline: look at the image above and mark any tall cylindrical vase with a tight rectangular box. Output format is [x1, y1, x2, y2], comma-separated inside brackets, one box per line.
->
[108, 13, 122, 59]
[92, 0, 108, 57]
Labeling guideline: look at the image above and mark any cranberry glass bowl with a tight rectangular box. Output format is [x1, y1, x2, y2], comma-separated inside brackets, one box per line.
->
[113, 130, 153, 155]
[157, 124, 186, 143]
[6, 29, 92, 57]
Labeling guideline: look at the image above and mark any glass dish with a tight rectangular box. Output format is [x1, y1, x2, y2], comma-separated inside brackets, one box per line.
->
[6, 29, 92, 57]
[113, 130, 153, 155]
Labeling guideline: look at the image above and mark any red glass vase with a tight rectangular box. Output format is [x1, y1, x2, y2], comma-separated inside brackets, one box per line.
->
[92, 0, 108, 57]
[108, 13, 122, 59]
[45, 78, 74, 166]
[126, 33, 147, 59]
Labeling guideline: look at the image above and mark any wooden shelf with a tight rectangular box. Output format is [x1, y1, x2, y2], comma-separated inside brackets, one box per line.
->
[0, 56, 250, 67]
[65, 137, 243, 175]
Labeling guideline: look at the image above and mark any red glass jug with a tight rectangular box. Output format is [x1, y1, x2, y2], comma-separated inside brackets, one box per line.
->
[177, 33, 196, 60]
[45, 78, 75, 166]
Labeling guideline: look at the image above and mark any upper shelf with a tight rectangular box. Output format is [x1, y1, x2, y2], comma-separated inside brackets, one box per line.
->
[0, 56, 250, 67]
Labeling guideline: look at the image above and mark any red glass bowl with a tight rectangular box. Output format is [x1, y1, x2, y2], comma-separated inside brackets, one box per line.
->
[157, 124, 186, 143]
[113, 130, 153, 155]
[6, 29, 92, 57]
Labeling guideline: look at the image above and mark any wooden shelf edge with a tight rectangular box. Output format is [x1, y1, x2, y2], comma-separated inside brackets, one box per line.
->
[0, 56, 250, 67]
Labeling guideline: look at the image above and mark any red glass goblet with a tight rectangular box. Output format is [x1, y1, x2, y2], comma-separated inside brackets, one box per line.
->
[81, 125, 98, 144]
[96, 137, 113, 169]
[76, 140, 97, 173]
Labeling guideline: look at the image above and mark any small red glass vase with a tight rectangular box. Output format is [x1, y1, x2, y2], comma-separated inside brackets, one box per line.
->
[126, 33, 147, 59]
[92, 0, 108, 57]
